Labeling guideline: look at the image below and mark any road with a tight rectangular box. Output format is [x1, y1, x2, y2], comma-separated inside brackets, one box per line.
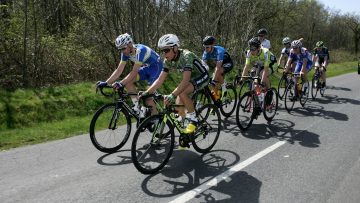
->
[1, 72, 360, 203]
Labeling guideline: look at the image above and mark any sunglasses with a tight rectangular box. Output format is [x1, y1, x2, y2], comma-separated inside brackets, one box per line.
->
[161, 48, 171, 53]
[284, 43, 290, 46]
[203, 45, 212, 48]
[258, 35, 265, 37]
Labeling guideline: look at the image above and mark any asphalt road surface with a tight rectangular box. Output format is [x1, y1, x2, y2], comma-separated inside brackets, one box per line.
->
[1, 72, 360, 203]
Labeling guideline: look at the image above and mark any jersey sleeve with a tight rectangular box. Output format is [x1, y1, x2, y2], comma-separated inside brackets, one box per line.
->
[216, 47, 225, 62]
[120, 53, 128, 64]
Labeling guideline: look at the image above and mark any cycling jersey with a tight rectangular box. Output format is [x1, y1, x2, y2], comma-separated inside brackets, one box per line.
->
[289, 47, 313, 73]
[164, 49, 209, 90]
[245, 47, 271, 68]
[202, 46, 233, 74]
[119, 44, 163, 85]
[313, 47, 330, 63]
[281, 47, 291, 57]
[261, 39, 271, 49]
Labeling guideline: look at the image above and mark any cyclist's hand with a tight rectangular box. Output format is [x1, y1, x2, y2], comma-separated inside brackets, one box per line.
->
[300, 71, 305, 75]
[96, 81, 108, 88]
[164, 93, 176, 106]
[113, 82, 124, 92]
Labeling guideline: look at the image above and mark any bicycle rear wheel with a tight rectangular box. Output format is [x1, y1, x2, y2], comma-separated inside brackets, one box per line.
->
[277, 75, 288, 100]
[300, 80, 309, 107]
[263, 87, 278, 122]
[89, 103, 131, 153]
[284, 82, 296, 112]
[192, 104, 221, 153]
[236, 91, 255, 130]
[219, 84, 237, 117]
[131, 114, 175, 174]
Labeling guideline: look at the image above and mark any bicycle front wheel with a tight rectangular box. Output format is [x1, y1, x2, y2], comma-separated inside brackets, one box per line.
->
[284, 82, 296, 113]
[263, 87, 278, 122]
[277, 75, 288, 100]
[219, 84, 237, 117]
[236, 91, 255, 130]
[131, 114, 175, 174]
[300, 80, 309, 107]
[238, 79, 252, 98]
[89, 103, 131, 153]
[311, 75, 319, 100]
[193, 89, 212, 112]
[192, 104, 221, 153]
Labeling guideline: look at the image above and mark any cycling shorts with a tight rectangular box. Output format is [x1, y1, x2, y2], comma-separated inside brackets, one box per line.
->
[294, 60, 313, 73]
[138, 62, 163, 85]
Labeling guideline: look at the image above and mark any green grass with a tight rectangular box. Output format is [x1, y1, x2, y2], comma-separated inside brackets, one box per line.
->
[0, 115, 93, 151]
[0, 61, 358, 151]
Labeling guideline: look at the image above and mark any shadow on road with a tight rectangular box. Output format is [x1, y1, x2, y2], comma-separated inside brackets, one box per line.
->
[96, 149, 132, 166]
[140, 149, 261, 202]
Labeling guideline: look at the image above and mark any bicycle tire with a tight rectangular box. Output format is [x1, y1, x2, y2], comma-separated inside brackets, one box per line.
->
[284, 82, 296, 112]
[311, 75, 319, 100]
[192, 103, 221, 153]
[193, 89, 212, 112]
[300, 80, 309, 107]
[277, 75, 288, 100]
[236, 91, 255, 130]
[263, 87, 278, 122]
[219, 84, 237, 117]
[89, 103, 132, 153]
[238, 79, 252, 99]
[131, 114, 175, 174]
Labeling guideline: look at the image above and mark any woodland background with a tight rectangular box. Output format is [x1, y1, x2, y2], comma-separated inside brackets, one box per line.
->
[1, 0, 360, 89]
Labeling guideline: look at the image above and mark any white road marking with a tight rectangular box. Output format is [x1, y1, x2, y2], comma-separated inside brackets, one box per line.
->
[169, 140, 286, 203]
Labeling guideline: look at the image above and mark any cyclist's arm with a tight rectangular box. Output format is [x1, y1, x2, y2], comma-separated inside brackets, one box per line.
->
[284, 57, 293, 72]
[120, 63, 141, 85]
[213, 61, 223, 79]
[278, 54, 285, 68]
[146, 70, 168, 94]
[172, 70, 192, 96]
[105, 61, 126, 84]
[241, 64, 251, 79]
[323, 55, 329, 67]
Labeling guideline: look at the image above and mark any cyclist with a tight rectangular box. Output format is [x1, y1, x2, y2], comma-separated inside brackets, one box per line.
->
[96, 33, 163, 116]
[278, 37, 293, 70]
[141, 34, 209, 134]
[284, 39, 313, 100]
[257, 28, 271, 49]
[241, 37, 273, 106]
[202, 36, 233, 101]
[312, 41, 329, 88]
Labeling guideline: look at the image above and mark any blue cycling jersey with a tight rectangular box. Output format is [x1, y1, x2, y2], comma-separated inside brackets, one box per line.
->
[120, 44, 161, 66]
[119, 44, 163, 85]
[289, 47, 312, 63]
[202, 46, 226, 62]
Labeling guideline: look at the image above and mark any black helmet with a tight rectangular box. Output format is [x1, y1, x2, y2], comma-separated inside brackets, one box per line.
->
[202, 36, 216, 45]
[248, 37, 261, 49]
[257, 28, 268, 36]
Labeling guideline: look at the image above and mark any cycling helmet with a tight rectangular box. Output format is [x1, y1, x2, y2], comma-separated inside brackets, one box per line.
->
[316, 41, 324, 48]
[203, 36, 216, 45]
[115, 33, 133, 49]
[291, 40, 302, 48]
[257, 28, 268, 36]
[248, 37, 261, 49]
[282, 37, 291, 44]
[158, 34, 180, 48]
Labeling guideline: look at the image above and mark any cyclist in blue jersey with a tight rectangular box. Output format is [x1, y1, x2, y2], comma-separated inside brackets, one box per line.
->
[202, 36, 233, 100]
[285, 39, 313, 99]
[312, 41, 329, 88]
[97, 33, 163, 115]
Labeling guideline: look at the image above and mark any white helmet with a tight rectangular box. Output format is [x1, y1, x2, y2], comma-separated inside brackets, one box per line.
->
[158, 34, 180, 49]
[291, 40, 302, 48]
[115, 33, 133, 49]
[282, 37, 291, 44]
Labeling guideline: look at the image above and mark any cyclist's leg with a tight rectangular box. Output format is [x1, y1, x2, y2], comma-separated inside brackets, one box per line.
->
[293, 62, 303, 97]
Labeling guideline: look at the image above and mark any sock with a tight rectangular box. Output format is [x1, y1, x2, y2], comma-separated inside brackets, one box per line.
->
[186, 111, 198, 122]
